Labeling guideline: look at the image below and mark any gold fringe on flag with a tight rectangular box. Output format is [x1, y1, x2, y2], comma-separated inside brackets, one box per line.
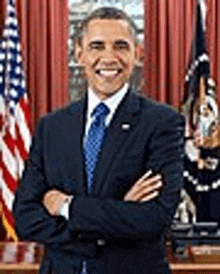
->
[1, 212, 18, 242]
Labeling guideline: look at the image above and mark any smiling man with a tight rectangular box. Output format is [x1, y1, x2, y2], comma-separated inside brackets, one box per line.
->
[13, 7, 185, 274]
[76, 17, 137, 99]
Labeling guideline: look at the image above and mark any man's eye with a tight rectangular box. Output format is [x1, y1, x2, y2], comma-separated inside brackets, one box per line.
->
[115, 43, 129, 50]
[90, 44, 104, 50]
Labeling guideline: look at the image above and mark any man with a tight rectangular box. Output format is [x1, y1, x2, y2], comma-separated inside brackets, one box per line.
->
[13, 7, 185, 274]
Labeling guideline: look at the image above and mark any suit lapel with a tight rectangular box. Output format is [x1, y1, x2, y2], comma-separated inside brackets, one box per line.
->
[66, 97, 87, 195]
[93, 91, 140, 196]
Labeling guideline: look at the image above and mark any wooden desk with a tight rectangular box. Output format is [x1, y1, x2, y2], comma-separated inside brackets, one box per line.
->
[1, 243, 220, 274]
[0, 263, 38, 273]
[168, 243, 220, 273]
[171, 263, 220, 274]
[1, 262, 220, 274]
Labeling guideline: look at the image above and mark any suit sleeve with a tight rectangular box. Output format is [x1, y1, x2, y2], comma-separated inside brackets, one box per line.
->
[13, 118, 76, 246]
[67, 111, 185, 240]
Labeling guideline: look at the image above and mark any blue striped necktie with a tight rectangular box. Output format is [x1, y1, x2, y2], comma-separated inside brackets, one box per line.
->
[84, 102, 110, 194]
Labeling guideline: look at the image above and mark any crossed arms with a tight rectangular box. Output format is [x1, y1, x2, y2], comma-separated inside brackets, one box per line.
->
[13, 111, 185, 249]
[43, 170, 162, 216]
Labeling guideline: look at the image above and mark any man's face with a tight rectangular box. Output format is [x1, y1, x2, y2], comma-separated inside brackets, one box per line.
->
[76, 19, 138, 100]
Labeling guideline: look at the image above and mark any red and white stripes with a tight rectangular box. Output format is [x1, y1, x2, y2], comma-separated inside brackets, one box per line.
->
[1, 93, 31, 238]
[0, 242, 43, 264]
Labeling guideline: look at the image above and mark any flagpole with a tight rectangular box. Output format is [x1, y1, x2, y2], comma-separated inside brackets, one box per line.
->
[199, 0, 207, 31]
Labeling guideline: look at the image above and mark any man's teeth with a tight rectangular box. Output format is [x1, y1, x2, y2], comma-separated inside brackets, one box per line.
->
[98, 70, 119, 76]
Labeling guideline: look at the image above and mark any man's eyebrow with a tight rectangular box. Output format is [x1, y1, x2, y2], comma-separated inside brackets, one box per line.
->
[88, 40, 104, 46]
[114, 40, 129, 46]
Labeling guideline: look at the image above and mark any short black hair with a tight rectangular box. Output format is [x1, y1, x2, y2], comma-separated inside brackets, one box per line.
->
[75, 7, 138, 46]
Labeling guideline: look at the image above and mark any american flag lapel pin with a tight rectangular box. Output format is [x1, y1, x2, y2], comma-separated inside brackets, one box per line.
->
[121, 123, 130, 130]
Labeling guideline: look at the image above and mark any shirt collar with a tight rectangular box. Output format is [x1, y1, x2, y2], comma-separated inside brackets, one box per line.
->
[87, 83, 129, 118]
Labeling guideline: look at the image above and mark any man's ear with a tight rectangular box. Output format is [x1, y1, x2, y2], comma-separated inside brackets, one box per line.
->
[134, 44, 143, 65]
[134, 46, 139, 65]
[75, 41, 83, 65]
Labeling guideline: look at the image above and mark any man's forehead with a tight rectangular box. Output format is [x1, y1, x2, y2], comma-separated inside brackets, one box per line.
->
[83, 19, 135, 40]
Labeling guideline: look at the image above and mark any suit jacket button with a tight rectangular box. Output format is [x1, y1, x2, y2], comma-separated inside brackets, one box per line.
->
[77, 234, 82, 239]
[97, 239, 106, 246]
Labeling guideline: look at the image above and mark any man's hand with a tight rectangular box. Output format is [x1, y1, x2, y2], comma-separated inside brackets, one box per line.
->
[43, 190, 69, 216]
[123, 170, 162, 202]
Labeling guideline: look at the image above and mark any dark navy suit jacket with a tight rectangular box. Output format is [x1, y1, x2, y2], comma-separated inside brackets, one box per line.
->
[13, 90, 185, 274]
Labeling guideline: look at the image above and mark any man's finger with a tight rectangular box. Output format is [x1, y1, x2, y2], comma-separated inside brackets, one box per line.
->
[142, 181, 162, 195]
[132, 181, 162, 201]
[136, 170, 153, 185]
[135, 175, 162, 194]
[139, 191, 159, 202]
[140, 174, 162, 186]
[123, 173, 162, 201]
[141, 170, 153, 180]
[124, 180, 162, 202]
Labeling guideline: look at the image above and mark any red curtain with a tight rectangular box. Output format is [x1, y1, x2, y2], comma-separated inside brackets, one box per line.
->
[15, 0, 69, 130]
[0, 2, 5, 38]
[144, 0, 220, 107]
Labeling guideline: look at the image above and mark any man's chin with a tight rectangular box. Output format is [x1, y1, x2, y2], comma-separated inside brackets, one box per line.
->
[92, 84, 127, 99]
[93, 90, 117, 100]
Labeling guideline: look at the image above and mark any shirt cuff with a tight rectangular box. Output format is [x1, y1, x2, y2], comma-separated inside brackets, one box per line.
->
[58, 195, 74, 220]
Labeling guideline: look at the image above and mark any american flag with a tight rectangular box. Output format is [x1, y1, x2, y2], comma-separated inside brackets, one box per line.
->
[0, 0, 31, 240]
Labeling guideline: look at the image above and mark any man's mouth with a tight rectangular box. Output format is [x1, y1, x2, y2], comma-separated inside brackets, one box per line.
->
[95, 68, 122, 77]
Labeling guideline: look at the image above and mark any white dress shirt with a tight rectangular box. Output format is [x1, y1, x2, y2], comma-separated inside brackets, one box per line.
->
[59, 83, 129, 219]
[85, 82, 129, 137]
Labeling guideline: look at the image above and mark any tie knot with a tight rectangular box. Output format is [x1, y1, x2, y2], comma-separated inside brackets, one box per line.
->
[92, 102, 110, 119]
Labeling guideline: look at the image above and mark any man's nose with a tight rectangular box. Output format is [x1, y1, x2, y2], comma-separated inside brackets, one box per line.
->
[100, 47, 118, 64]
